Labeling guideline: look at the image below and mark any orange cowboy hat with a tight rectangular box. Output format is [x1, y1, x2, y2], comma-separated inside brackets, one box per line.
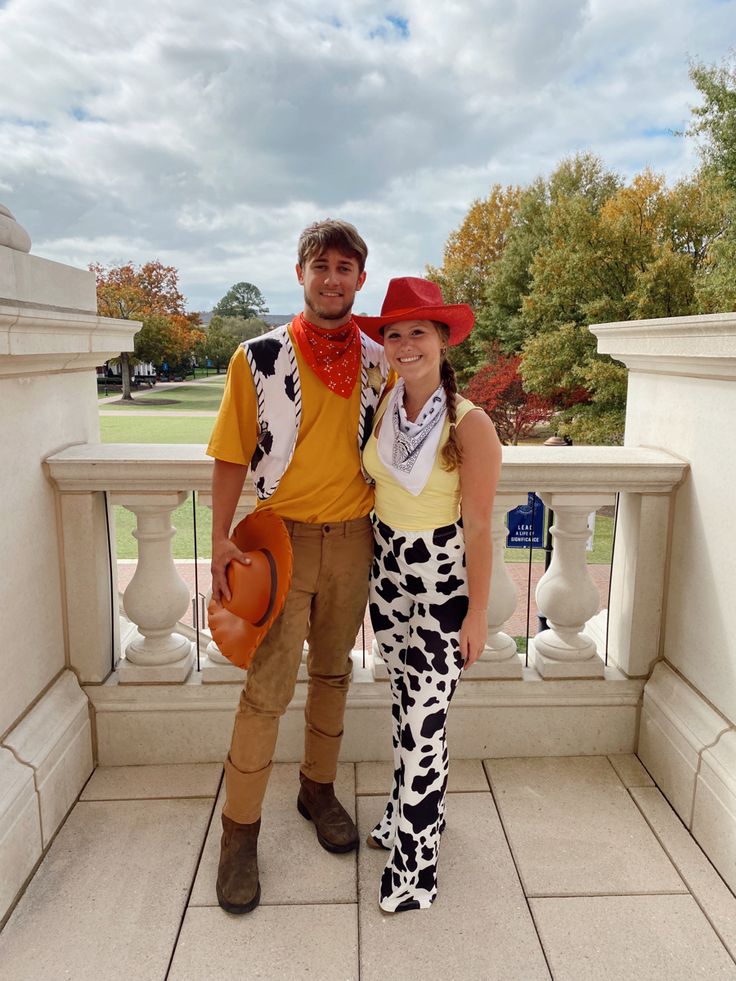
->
[207, 510, 293, 670]
[354, 276, 474, 345]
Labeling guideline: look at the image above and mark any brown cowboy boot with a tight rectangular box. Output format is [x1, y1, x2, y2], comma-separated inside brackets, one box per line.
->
[296, 772, 359, 853]
[216, 815, 261, 914]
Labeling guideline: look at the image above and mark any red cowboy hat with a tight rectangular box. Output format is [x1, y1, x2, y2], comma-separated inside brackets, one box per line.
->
[354, 277, 474, 345]
[207, 510, 293, 670]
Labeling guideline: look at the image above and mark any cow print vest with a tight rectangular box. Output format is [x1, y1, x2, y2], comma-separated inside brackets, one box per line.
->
[243, 323, 389, 500]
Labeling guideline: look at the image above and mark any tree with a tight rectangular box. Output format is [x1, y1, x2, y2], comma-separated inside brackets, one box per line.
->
[92, 261, 202, 399]
[433, 135, 736, 444]
[200, 317, 240, 371]
[213, 282, 269, 320]
[516, 167, 728, 442]
[688, 53, 736, 192]
[463, 345, 555, 445]
[426, 184, 521, 309]
[198, 315, 271, 372]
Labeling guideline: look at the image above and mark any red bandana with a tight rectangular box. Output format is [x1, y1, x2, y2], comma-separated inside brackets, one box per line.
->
[291, 313, 360, 399]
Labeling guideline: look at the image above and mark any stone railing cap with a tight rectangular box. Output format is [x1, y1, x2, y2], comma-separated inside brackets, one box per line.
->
[45, 443, 689, 496]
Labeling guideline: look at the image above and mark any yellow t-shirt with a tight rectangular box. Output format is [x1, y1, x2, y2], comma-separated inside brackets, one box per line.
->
[206, 333, 374, 523]
[362, 397, 480, 531]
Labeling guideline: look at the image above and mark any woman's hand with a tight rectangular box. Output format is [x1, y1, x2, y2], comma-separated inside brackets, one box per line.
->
[459, 607, 487, 670]
[210, 537, 251, 606]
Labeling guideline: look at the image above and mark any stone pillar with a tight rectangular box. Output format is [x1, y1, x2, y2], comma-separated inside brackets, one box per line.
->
[58, 490, 121, 682]
[606, 492, 672, 677]
[474, 494, 525, 679]
[113, 493, 194, 682]
[533, 493, 610, 678]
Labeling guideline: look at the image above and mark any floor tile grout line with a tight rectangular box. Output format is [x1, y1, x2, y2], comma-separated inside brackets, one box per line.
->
[355, 789, 489, 797]
[354, 764, 362, 981]
[80, 793, 220, 803]
[529, 891, 693, 899]
[188, 900, 360, 909]
[605, 752, 656, 791]
[163, 766, 225, 981]
[628, 787, 736, 967]
[630, 787, 736, 899]
[481, 762, 554, 981]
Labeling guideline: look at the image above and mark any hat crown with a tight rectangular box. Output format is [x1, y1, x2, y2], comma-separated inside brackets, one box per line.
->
[380, 277, 445, 317]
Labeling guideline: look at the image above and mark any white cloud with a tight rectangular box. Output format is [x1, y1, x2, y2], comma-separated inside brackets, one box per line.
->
[0, 0, 734, 314]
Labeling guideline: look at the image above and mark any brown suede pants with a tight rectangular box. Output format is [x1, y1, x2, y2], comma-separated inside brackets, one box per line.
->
[223, 515, 373, 824]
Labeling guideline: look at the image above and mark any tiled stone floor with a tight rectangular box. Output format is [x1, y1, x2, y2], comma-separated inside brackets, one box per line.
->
[2, 756, 735, 980]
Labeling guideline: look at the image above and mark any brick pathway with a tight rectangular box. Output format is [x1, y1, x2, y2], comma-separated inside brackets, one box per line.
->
[117, 560, 611, 647]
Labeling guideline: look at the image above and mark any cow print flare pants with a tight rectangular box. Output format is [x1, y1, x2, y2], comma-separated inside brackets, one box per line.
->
[368, 515, 469, 912]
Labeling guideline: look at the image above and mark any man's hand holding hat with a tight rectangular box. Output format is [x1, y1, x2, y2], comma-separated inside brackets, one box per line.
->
[208, 510, 293, 670]
[211, 536, 251, 606]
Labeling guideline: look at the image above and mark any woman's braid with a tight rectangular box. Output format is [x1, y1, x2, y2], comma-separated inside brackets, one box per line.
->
[439, 349, 462, 471]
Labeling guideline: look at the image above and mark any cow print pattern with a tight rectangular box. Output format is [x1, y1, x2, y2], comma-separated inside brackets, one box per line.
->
[368, 516, 468, 912]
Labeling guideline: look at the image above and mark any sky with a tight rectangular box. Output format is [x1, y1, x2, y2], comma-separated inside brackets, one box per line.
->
[1, 0, 735, 317]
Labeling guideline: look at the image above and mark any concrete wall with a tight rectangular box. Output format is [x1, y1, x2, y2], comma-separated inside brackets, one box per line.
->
[592, 311, 736, 892]
[0, 370, 99, 736]
[0, 211, 138, 923]
[625, 370, 735, 725]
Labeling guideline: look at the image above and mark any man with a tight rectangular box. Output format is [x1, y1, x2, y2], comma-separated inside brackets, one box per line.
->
[207, 219, 389, 914]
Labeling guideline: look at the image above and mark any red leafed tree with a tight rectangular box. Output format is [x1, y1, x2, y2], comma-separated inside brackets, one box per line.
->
[463, 345, 555, 444]
[91, 260, 202, 400]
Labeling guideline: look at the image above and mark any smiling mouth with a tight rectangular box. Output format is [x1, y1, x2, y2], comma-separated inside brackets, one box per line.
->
[398, 355, 421, 363]
[320, 291, 343, 297]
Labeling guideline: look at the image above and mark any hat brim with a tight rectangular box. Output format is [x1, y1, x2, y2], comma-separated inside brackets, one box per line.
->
[207, 510, 293, 670]
[354, 304, 474, 346]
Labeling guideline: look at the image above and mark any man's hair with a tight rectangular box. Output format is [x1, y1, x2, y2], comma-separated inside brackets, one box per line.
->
[297, 219, 368, 273]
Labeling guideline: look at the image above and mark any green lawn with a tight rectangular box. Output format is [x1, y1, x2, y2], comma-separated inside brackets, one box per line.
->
[102, 379, 225, 412]
[504, 514, 613, 565]
[100, 415, 216, 443]
[116, 498, 213, 559]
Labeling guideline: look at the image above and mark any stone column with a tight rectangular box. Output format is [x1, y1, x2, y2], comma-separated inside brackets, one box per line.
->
[606, 492, 672, 677]
[474, 494, 525, 679]
[533, 493, 610, 678]
[113, 492, 194, 682]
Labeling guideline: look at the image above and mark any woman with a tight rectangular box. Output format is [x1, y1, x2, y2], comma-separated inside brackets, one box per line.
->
[355, 277, 502, 914]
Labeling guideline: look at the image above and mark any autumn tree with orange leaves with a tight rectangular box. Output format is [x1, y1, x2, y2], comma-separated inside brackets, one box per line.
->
[91, 260, 203, 400]
[441, 143, 735, 443]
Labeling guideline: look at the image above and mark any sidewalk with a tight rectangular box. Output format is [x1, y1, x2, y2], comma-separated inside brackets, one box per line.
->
[97, 373, 225, 406]
[2, 757, 735, 979]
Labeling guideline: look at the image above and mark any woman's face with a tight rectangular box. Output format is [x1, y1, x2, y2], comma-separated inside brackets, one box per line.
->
[382, 320, 444, 386]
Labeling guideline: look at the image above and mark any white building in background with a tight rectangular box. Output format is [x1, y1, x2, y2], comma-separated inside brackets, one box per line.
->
[1, 202, 734, 925]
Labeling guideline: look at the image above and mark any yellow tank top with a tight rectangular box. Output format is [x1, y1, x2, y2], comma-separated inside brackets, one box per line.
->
[362, 396, 480, 530]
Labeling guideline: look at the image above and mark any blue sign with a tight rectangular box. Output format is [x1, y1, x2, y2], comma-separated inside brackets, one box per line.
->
[507, 494, 545, 548]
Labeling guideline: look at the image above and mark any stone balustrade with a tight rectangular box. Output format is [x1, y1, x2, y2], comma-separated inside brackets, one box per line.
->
[46, 442, 688, 688]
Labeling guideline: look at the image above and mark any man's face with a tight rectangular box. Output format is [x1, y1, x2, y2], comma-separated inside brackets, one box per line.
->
[296, 248, 366, 328]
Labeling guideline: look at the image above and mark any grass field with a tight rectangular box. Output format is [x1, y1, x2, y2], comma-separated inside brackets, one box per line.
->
[100, 416, 216, 443]
[115, 498, 212, 559]
[101, 378, 226, 413]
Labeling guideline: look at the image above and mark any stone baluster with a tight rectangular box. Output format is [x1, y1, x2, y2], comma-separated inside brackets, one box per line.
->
[532, 493, 611, 678]
[112, 492, 194, 682]
[474, 494, 526, 679]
